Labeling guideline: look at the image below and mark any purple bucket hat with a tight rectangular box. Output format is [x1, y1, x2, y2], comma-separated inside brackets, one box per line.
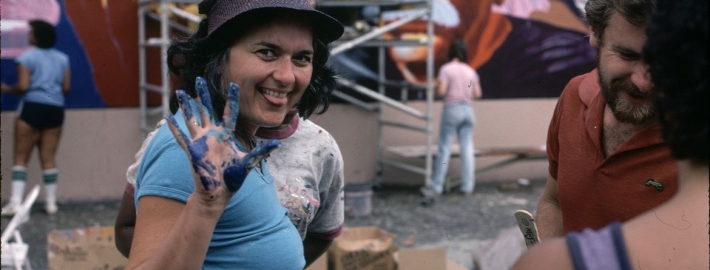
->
[199, 0, 344, 43]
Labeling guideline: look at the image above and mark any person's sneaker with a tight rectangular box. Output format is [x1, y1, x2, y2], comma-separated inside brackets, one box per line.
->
[419, 186, 440, 198]
[44, 202, 58, 214]
[456, 190, 473, 197]
[1, 201, 21, 216]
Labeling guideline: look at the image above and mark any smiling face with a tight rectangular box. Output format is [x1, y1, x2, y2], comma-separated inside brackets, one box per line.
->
[597, 12, 655, 124]
[226, 14, 313, 133]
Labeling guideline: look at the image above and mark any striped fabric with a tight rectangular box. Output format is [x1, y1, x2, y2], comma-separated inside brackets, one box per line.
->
[12, 166, 27, 182]
[43, 169, 58, 184]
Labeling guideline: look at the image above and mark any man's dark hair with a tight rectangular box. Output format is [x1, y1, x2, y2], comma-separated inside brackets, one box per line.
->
[29, 20, 57, 49]
[167, 8, 337, 123]
[585, 0, 655, 45]
[644, 0, 708, 163]
[447, 39, 468, 62]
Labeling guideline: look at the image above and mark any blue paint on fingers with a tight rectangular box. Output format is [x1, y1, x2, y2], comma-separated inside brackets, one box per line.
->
[221, 140, 280, 193]
[165, 114, 190, 145]
[224, 82, 240, 132]
[238, 139, 281, 169]
[195, 77, 215, 123]
[224, 165, 249, 192]
[176, 90, 194, 120]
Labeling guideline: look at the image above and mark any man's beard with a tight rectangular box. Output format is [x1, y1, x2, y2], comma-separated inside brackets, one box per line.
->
[598, 60, 656, 124]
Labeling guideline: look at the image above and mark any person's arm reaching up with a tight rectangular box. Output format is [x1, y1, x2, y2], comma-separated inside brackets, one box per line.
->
[126, 80, 279, 269]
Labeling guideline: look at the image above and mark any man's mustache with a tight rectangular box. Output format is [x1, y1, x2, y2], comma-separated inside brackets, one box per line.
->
[611, 79, 649, 99]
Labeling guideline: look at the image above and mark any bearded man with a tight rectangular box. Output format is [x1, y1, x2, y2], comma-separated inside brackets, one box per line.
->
[535, 0, 677, 239]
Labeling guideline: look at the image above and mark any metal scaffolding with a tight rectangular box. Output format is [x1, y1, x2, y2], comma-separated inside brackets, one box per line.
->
[320, 0, 436, 188]
[137, 0, 200, 135]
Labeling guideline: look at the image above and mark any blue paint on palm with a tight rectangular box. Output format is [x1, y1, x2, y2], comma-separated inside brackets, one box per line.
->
[189, 136, 221, 190]
[168, 77, 281, 194]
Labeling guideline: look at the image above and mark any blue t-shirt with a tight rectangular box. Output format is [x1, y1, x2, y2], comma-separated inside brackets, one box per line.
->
[135, 112, 304, 269]
[15, 48, 69, 107]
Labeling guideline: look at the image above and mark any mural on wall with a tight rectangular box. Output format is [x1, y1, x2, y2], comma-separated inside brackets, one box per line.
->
[0, 0, 593, 112]
[1, 0, 106, 110]
[1, 0, 145, 110]
[328, 0, 595, 100]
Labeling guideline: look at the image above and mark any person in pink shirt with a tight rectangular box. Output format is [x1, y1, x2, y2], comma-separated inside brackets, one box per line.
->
[421, 40, 482, 197]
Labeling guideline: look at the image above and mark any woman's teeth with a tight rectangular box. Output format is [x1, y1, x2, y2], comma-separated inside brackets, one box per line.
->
[262, 89, 287, 98]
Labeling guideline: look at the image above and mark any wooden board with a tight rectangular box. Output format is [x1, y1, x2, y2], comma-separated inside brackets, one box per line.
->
[386, 144, 547, 159]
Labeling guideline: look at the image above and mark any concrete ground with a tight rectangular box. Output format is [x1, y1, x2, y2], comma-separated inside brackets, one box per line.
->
[1, 180, 544, 270]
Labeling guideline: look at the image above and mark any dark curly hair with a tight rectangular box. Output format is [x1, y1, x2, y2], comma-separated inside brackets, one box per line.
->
[585, 0, 655, 46]
[167, 8, 337, 145]
[29, 20, 57, 49]
[644, 0, 708, 164]
[447, 39, 468, 62]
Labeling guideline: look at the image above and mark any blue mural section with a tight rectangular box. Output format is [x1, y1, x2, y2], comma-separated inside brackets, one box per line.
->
[1, 0, 105, 110]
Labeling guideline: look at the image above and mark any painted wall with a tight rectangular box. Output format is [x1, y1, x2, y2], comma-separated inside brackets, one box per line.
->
[1, 109, 144, 202]
[1, 0, 591, 109]
[0, 0, 581, 201]
[1, 0, 162, 110]
[1, 99, 557, 202]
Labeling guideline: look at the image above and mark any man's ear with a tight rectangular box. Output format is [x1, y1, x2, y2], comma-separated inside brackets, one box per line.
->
[589, 26, 599, 48]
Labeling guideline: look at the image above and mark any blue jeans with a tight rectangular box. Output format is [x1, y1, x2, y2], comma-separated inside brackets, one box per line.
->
[429, 103, 475, 194]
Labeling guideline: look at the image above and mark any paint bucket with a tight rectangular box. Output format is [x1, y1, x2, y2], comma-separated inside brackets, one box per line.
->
[344, 183, 373, 217]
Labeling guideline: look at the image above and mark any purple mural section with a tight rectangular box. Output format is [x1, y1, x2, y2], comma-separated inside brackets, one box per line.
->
[326, 0, 595, 100]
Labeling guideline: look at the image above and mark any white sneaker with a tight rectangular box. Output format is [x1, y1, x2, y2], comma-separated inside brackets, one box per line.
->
[44, 202, 58, 215]
[419, 186, 440, 198]
[1, 201, 20, 216]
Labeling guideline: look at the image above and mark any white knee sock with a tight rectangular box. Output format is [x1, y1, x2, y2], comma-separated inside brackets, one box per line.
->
[10, 166, 27, 203]
[43, 168, 58, 204]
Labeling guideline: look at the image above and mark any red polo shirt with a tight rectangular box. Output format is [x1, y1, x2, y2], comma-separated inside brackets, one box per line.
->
[547, 70, 677, 233]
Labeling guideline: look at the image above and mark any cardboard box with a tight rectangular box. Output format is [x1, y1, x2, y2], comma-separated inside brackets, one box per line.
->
[328, 227, 466, 270]
[396, 248, 467, 270]
[306, 253, 328, 270]
[47, 226, 127, 270]
[396, 248, 445, 270]
[329, 226, 397, 270]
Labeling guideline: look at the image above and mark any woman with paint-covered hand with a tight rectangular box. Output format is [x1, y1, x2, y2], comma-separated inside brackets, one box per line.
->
[126, 0, 343, 269]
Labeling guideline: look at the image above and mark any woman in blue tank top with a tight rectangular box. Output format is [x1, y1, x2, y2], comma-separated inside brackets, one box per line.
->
[126, 0, 343, 269]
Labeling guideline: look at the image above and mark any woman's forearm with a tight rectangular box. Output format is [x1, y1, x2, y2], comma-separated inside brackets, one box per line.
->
[126, 195, 224, 270]
[1, 83, 27, 95]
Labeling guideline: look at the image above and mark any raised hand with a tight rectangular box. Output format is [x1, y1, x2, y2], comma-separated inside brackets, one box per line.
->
[165, 77, 280, 201]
